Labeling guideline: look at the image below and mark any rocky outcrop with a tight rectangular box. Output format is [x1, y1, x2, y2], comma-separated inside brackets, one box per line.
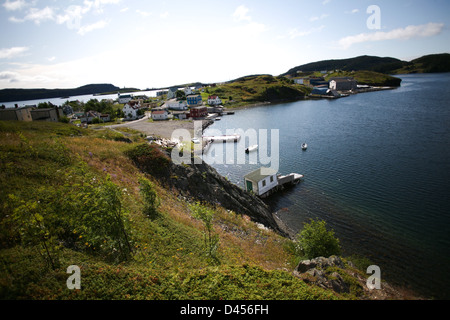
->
[165, 155, 289, 237]
[294, 256, 350, 294]
[127, 143, 289, 236]
[294, 256, 423, 299]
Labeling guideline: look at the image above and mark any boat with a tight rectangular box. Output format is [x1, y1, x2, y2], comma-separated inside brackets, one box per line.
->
[301, 143, 308, 150]
[245, 145, 258, 153]
[215, 117, 221, 121]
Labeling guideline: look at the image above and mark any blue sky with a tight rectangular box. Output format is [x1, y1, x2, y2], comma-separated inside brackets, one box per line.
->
[0, 0, 449, 89]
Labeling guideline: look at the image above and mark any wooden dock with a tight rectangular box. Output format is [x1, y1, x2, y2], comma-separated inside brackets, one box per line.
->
[260, 173, 304, 198]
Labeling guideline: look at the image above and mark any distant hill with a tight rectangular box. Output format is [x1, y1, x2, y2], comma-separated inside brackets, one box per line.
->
[281, 55, 407, 77]
[392, 53, 450, 74]
[281, 53, 450, 78]
[0, 83, 121, 103]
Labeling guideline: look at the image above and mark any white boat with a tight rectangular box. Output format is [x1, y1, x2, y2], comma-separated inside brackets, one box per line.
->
[245, 145, 258, 153]
[301, 143, 308, 150]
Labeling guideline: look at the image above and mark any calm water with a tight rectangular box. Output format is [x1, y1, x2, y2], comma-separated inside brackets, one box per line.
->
[204, 73, 450, 299]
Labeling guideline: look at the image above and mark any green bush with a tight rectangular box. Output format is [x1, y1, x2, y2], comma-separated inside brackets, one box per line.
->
[189, 202, 220, 264]
[139, 177, 160, 219]
[125, 143, 171, 177]
[296, 219, 341, 259]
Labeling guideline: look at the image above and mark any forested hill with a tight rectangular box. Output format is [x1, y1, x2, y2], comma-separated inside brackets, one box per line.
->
[281, 53, 450, 77]
[0, 83, 120, 103]
[281, 55, 406, 76]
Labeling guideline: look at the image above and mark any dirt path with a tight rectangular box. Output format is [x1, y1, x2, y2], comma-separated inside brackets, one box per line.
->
[107, 115, 196, 140]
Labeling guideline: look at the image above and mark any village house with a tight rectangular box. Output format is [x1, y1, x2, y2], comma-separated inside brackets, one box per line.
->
[0, 106, 33, 122]
[151, 108, 169, 121]
[80, 111, 110, 124]
[189, 106, 207, 119]
[207, 95, 222, 105]
[171, 110, 188, 120]
[186, 94, 203, 107]
[118, 93, 133, 104]
[329, 77, 358, 91]
[122, 100, 142, 120]
[30, 107, 62, 122]
[243, 167, 278, 197]
[183, 87, 193, 95]
[166, 99, 188, 110]
[167, 87, 178, 100]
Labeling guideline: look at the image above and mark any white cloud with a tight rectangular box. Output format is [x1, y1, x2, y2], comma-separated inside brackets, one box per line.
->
[233, 5, 251, 22]
[136, 9, 152, 17]
[351, 9, 359, 14]
[0, 46, 29, 59]
[309, 14, 329, 22]
[77, 20, 108, 35]
[322, 0, 331, 5]
[23, 6, 55, 24]
[289, 25, 325, 39]
[160, 11, 169, 19]
[2, 0, 28, 11]
[338, 22, 445, 49]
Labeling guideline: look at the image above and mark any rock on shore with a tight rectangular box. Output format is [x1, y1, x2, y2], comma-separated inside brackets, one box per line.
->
[294, 256, 422, 299]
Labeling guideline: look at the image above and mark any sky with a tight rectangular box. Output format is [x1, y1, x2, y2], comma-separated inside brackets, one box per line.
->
[0, 0, 449, 89]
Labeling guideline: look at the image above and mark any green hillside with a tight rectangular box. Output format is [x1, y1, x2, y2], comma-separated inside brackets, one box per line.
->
[0, 121, 341, 300]
[392, 53, 450, 74]
[282, 55, 407, 77]
[204, 74, 310, 108]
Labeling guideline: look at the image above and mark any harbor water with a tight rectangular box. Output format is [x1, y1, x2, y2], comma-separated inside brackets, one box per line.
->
[203, 73, 450, 299]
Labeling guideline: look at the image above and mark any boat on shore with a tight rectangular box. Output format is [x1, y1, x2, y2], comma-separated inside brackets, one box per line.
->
[245, 145, 258, 153]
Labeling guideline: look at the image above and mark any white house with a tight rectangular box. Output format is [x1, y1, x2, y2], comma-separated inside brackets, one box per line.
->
[167, 99, 188, 110]
[207, 95, 222, 105]
[329, 77, 357, 91]
[151, 108, 168, 121]
[167, 87, 178, 99]
[243, 167, 278, 197]
[118, 93, 133, 104]
[183, 87, 193, 95]
[122, 101, 141, 120]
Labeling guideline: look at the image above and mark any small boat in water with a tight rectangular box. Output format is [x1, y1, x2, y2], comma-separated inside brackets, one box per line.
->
[301, 143, 308, 150]
[246, 145, 258, 153]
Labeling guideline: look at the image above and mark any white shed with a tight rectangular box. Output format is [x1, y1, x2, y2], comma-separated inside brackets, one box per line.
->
[243, 167, 278, 197]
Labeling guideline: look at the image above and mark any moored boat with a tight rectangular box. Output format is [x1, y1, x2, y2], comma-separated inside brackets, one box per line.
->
[245, 145, 258, 153]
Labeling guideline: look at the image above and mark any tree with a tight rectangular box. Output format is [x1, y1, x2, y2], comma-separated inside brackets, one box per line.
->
[296, 219, 341, 259]
[189, 202, 220, 264]
[175, 90, 186, 100]
[139, 177, 160, 219]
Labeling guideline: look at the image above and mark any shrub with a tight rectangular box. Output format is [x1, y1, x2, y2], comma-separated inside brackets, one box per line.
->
[296, 219, 341, 259]
[139, 177, 160, 219]
[189, 202, 220, 264]
[125, 143, 171, 177]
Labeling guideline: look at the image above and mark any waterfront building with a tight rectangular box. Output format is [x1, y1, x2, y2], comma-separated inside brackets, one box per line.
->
[189, 106, 207, 119]
[243, 168, 278, 197]
[329, 77, 358, 91]
[207, 95, 222, 105]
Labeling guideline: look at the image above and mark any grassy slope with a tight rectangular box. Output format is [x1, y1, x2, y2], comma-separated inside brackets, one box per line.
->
[0, 121, 342, 300]
[203, 75, 311, 108]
